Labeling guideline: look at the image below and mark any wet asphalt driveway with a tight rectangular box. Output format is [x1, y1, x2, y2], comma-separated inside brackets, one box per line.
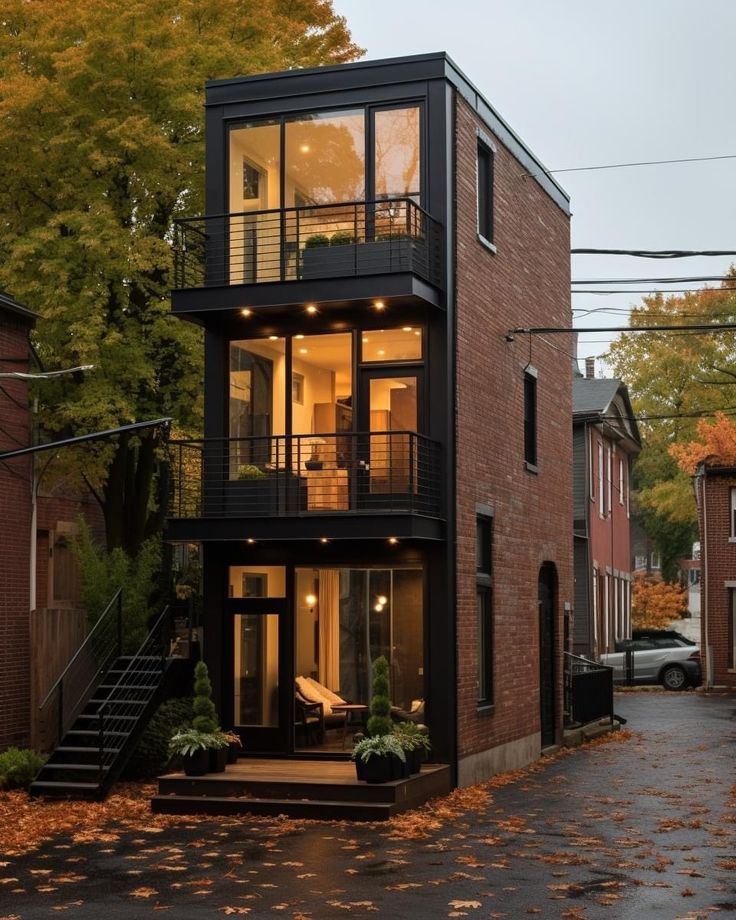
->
[1, 691, 735, 919]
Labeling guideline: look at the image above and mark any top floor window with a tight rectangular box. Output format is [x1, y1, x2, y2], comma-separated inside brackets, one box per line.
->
[228, 104, 422, 215]
[523, 366, 537, 469]
[477, 140, 494, 245]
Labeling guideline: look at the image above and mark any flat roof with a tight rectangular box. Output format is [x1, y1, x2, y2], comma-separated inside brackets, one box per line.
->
[205, 52, 570, 214]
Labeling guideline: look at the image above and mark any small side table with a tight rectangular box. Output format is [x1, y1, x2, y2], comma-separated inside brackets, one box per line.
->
[330, 703, 369, 749]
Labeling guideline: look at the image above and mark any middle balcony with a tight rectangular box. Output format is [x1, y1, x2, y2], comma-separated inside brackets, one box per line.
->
[166, 432, 443, 542]
[171, 198, 443, 320]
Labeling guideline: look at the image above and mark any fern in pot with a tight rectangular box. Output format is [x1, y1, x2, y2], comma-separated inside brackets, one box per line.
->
[392, 721, 431, 775]
[353, 656, 407, 782]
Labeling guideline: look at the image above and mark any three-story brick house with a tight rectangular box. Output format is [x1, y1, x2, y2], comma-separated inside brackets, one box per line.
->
[167, 53, 573, 785]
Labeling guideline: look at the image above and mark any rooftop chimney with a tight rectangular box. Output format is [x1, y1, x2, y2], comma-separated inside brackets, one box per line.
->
[585, 357, 595, 379]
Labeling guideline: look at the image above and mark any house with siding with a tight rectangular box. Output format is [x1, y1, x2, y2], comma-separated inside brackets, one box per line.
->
[161, 52, 574, 804]
[572, 368, 640, 658]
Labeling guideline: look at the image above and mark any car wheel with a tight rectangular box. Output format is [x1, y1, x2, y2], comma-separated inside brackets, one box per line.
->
[661, 665, 688, 691]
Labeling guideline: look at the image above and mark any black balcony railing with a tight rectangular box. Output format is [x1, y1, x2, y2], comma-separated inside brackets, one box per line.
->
[173, 197, 442, 290]
[167, 432, 442, 519]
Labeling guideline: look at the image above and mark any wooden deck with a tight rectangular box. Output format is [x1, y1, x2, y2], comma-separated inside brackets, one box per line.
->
[152, 758, 452, 821]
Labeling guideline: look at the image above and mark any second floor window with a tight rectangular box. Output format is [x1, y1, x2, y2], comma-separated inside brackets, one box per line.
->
[598, 442, 604, 516]
[524, 367, 537, 468]
[731, 487, 736, 539]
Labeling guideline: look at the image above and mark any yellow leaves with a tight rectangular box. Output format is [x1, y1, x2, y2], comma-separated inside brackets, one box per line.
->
[449, 900, 481, 909]
[632, 575, 688, 629]
[219, 909, 251, 916]
[130, 886, 158, 899]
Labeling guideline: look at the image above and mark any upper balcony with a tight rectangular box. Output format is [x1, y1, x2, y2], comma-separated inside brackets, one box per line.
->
[171, 198, 443, 319]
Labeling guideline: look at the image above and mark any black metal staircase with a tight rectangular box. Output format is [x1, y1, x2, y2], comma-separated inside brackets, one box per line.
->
[31, 591, 173, 800]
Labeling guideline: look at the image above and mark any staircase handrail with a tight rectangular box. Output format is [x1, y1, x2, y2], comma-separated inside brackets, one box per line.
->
[39, 588, 123, 711]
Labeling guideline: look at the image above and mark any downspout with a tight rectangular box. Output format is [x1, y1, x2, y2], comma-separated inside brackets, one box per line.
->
[29, 394, 38, 614]
[695, 468, 711, 688]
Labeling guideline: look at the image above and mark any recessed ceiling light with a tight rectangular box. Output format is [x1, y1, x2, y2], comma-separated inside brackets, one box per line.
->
[362, 337, 369, 343]
[388, 537, 399, 545]
[241, 308, 252, 316]
[300, 144, 310, 153]
[414, 330, 421, 336]
[268, 335, 278, 341]
[320, 537, 329, 544]
[299, 348, 308, 354]
[306, 304, 318, 314]
[378, 349, 385, 356]
[403, 326, 412, 332]
[373, 300, 385, 311]
[246, 538, 256, 544]
[295, 334, 305, 340]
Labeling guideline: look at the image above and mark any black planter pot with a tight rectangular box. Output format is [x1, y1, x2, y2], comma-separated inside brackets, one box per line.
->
[227, 742, 240, 765]
[305, 459, 323, 471]
[405, 748, 423, 775]
[391, 753, 410, 780]
[182, 748, 209, 777]
[359, 754, 393, 784]
[354, 757, 367, 782]
[208, 747, 228, 774]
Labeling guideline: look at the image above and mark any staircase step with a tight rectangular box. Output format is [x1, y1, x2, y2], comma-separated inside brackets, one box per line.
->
[88, 699, 148, 708]
[151, 794, 393, 821]
[55, 746, 120, 755]
[30, 781, 100, 798]
[76, 713, 138, 723]
[66, 729, 130, 739]
[40, 763, 111, 773]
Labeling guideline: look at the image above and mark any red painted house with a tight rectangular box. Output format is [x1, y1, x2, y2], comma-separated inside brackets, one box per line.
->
[694, 465, 736, 689]
[572, 368, 641, 658]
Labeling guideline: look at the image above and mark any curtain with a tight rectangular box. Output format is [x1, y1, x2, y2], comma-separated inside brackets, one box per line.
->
[318, 570, 341, 691]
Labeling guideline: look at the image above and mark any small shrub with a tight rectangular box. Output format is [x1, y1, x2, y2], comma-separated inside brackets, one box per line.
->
[304, 233, 330, 249]
[367, 655, 393, 737]
[375, 231, 411, 242]
[236, 464, 267, 480]
[123, 697, 193, 779]
[330, 231, 357, 246]
[192, 661, 219, 734]
[0, 748, 46, 789]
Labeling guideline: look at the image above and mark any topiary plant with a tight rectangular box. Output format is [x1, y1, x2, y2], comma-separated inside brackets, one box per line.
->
[330, 230, 357, 246]
[192, 660, 219, 734]
[366, 655, 393, 737]
[304, 233, 330, 249]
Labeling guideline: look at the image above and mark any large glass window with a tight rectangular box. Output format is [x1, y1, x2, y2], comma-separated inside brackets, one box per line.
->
[369, 376, 418, 494]
[374, 107, 421, 200]
[229, 338, 285, 473]
[284, 110, 365, 206]
[294, 567, 424, 752]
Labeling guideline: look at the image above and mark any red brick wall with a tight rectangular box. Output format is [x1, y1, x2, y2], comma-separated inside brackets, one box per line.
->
[698, 472, 736, 689]
[0, 316, 33, 748]
[454, 93, 573, 763]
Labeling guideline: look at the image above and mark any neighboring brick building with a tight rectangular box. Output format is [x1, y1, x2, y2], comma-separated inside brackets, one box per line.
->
[0, 292, 36, 748]
[572, 369, 640, 658]
[166, 53, 573, 788]
[694, 465, 736, 689]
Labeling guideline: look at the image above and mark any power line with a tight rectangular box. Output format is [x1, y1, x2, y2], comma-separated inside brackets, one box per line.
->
[572, 249, 736, 259]
[573, 287, 736, 294]
[572, 276, 736, 285]
[512, 322, 736, 335]
[524, 153, 736, 178]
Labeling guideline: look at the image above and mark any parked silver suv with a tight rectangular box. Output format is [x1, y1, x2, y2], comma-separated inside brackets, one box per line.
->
[601, 630, 702, 690]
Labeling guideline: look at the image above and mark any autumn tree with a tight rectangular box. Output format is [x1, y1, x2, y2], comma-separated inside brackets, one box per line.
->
[631, 576, 688, 630]
[0, 0, 361, 553]
[670, 411, 736, 473]
[607, 277, 736, 576]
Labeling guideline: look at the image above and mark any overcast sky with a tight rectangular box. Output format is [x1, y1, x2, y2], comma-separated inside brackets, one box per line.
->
[332, 0, 736, 371]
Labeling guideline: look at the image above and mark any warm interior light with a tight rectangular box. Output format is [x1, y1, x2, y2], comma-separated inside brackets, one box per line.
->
[306, 304, 318, 314]
[377, 349, 385, 356]
[299, 348, 308, 354]
[268, 335, 278, 341]
[300, 144, 310, 154]
[305, 594, 317, 607]
[320, 537, 329, 544]
[414, 330, 421, 336]
[373, 300, 385, 311]
[362, 337, 369, 343]
[295, 334, 305, 340]
[403, 326, 412, 332]
[377, 595, 388, 605]
[388, 537, 399, 545]
[241, 308, 252, 317]
[246, 538, 256, 544]
[374, 603, 384, 613]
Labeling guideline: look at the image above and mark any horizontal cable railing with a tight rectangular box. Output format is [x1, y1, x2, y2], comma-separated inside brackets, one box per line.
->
[38, 589, 123, 751]
[173, 197, 442, 290]
[167, 432, 442, 518]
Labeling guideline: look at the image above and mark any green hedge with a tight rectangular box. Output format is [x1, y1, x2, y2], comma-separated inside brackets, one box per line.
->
[123, 698, 193, 779]
[0, 748, 46, 789]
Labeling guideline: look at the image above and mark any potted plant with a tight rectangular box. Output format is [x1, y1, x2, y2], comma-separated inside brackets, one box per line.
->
[237, 463, 267, 480]
[392, 722, 431, 775]
[192, 661, 229, 773]
[301, 230, 357, 279]
[223, 730, 242, 765]
[352, 733, 406, 784]
[168, 728, 211, 777]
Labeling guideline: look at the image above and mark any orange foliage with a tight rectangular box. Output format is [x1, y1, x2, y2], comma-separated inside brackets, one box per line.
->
[631, 576, 688, 629]
[670, 411, 736, 474]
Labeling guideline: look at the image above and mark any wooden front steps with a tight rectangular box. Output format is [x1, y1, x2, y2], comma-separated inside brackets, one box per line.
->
[152, 758, 452, 821]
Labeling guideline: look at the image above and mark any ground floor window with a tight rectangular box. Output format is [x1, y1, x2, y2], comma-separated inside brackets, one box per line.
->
[730, 589, 736, 669]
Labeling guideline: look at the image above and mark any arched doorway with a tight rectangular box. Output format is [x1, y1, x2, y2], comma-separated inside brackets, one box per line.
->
[538, 562, 557, 747]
